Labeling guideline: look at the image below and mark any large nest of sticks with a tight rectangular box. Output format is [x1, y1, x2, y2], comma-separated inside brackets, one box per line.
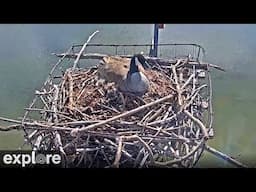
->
[20, 54, 217, 168]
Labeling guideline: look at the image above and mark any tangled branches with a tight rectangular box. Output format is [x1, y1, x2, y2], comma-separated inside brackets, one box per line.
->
[6, 54, 215, 168]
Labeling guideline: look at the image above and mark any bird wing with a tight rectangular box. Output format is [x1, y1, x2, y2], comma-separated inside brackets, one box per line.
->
[97, 56, 130, 84]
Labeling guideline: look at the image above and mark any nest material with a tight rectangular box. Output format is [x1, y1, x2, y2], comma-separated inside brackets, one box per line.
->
[22, 58, 212, 168]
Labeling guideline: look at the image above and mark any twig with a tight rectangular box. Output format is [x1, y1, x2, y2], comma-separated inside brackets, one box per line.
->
[147, 113, 178, 126]
[113, 137, 123, 168]
[0, 116, 23, 124]
[0, 124, 21, 131]
[97, 103, 120, 114]
[181, 73, 195, 90]
[154, 140, 205, 167]
[33, 135, 43, 151]
[104, 138, 132, 158]
[171, 64, 182, 106]
[73, 30, 99, 69]
[183, 110, 209, 139]
[122, 135, 155, 165]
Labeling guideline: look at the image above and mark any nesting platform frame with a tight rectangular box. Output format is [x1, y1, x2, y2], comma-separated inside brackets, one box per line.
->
[19, 42, 223, 168]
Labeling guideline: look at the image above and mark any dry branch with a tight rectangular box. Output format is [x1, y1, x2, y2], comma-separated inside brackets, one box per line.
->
[70, 94, 174, 137]
[54, 52, 225, 72]
[205, 145, 248, 168]
[73, 30, 99, 69]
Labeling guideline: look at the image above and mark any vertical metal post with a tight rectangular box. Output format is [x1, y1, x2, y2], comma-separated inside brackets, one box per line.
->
[149, 24, 163, 57]
[153, 24, 159, 57]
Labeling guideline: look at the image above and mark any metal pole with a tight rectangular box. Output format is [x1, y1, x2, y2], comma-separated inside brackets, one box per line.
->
[153, 24, 159, 57]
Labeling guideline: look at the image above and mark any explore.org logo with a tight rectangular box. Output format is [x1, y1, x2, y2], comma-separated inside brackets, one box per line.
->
[0, 151, 62, 168]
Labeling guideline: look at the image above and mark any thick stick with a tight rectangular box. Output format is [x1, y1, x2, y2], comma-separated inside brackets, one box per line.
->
[73, 30, 99, 69]
[70, 94, 174, 136]
[154, 140, 205, 167]
[183, 110, 209, 139]
[54, 52, 225, 72]
[146, 106, 165, 123]
[181, 73, 195, 90]
[25, 108, 76, 121]
[147, 113, 178, 126]
[113, 137, 123, 168]
[0, 124, 21, 131]
[67, 71, 74, 109]
[0, 116, 23, 124]
[171, 64, 182, 106]
[24, 108, 69, 116]
[205, 145, 248, 168]
[52, 85, 66, 155]
[33, 135, 43, 151]
[123, 135, 154, 165]
[0, 116, 74, 131]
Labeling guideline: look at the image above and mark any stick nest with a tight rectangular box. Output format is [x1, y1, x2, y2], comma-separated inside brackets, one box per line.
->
[23, 59, 212, 168]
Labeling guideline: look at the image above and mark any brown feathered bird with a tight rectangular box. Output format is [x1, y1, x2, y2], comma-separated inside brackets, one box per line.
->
[97, 54, 151, 96]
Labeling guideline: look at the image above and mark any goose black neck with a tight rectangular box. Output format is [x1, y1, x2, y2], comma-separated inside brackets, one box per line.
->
[128, 56, 140, 74]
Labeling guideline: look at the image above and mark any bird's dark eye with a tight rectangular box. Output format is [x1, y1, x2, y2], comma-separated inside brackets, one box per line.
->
[123, 65, 128, 68]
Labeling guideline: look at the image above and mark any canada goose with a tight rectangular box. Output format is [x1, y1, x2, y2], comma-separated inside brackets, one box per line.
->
[97, 54, 151, 96]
